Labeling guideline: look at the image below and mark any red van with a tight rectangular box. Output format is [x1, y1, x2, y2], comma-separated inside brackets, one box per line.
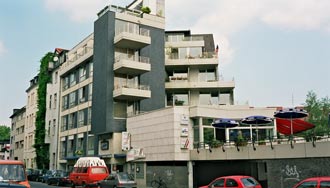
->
[0, 160, 30, 188]
[69, 157, 109, 188]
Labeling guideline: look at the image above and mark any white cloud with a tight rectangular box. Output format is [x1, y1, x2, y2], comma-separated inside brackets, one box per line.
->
[166, 0, 330, 65]
[45, 0, 109, 23]
[0, 41, 7, 57]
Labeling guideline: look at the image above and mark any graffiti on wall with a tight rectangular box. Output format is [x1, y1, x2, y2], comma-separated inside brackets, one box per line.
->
[280, 164, 301, 188]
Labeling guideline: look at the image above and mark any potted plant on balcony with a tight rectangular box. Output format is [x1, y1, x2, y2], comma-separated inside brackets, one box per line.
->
[141, 6, 151, 14]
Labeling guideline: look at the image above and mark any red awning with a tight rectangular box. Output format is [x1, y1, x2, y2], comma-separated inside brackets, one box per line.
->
[276, 118, 315, 135]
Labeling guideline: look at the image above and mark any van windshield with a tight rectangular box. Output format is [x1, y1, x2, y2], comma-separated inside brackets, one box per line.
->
[0, 164, 26, 182]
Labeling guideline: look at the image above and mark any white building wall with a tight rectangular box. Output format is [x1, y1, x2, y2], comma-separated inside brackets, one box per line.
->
[46, 67, 61, 170]
[127, 107, 191, 161]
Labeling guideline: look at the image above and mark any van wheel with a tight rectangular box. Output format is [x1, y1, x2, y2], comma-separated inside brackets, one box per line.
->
[82, 182, 87, 188]
[71, 182, 75, 188]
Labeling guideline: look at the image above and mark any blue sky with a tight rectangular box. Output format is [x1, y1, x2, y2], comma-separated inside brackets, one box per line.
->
[1, 0, 329, 125]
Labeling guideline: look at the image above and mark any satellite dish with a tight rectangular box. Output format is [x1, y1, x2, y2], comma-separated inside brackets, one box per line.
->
[53, 56, 59, 62]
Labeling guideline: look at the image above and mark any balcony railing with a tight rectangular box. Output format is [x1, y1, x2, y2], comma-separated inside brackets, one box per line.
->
[67, 46, 93, 63]
[167, 52, 217, 60]
[115, 24, 150, 37]
[114, 84, 150, 91]
[165, 35, 204, 42]
[115, 54, 150, 64]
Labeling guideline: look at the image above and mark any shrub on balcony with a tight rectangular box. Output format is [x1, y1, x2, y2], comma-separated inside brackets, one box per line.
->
[141, 6, 151, 14]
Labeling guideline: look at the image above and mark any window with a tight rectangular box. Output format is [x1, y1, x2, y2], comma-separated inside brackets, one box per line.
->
[91, 167, 106, 174]
[204, 127, 214, 145]
[199, 69, 216, 82]
[70, 73, 76, 87]
[89, 61, 93, 77]
[52, 119, 56, 136]
[54, 93, 57, 109]
[226, 179, 238, 187]
[62, 95, 68, 110]
[69, 92, 76, 107]
[49, 95, 52, 109]
[78, 110, 85, 127]
[241, 177, 260, 186]
[61, 116, 68, 132]
[88, 135, 94, 155]
[296, 181, 317, 188]
[48, 121, 51, 135]
[68, 113, 76, 129]
[54, 71, 58, 84]
[79, 66, 86, 82]
[212, 178, 224, 187]
[63, 76, 69, 90]
[320, 181, 330, 187]
[78, 87, 86, 103]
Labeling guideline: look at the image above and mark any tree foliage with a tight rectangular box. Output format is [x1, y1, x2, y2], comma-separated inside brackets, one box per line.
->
[0, 125, 10, 141]
[303, 90, 330, 138]
[34, 52, 52, 169]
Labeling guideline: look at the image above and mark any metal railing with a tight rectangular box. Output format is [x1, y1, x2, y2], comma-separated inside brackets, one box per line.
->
[194, 131, 330, 152]
[115, 54, 150, 64]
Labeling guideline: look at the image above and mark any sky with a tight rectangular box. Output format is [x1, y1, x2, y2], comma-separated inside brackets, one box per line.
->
[1, 0, 329, 126]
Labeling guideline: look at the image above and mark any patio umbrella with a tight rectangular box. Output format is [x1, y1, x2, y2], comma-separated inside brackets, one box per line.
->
[241, 115, 272, 142]
[274, 108, 308, 135]
[274, 108, 309, 148]
[212, 118, 239, 129]
[276, 118, 315, 135]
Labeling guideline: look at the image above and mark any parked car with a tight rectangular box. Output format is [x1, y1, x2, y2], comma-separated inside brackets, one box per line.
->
[27, 169, 43, 181]
[199, 175, 262, 188]
[293, 176, 330, 188]
[96, 172, 137, 188]
[47, 171, 70, 186]
[40, 170, 56, 183]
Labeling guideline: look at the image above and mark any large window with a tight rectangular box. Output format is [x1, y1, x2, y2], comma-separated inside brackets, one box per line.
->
[69, 92, 76, 107]
[79, 66, 87, 82]
[199, 69, 216, 82]
[70, 73, 76, 87]
[88, 135, 94, 155]
[78, 110, 85, 127]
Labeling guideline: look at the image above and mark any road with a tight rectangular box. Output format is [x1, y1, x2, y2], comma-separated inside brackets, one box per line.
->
[30, 181, 71, 188]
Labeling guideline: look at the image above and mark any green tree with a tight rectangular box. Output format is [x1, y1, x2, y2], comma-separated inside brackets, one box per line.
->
[34, 52, 52, 169]
[303, 91, 330, 138]
[0, 125, 10, 141]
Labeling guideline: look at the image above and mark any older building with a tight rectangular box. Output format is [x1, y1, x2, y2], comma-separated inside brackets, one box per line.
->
[45, 48, 68, 170]
[57, 34, 94, 170]
[9, 107, 26, 161]
[24, 76, 39, 168]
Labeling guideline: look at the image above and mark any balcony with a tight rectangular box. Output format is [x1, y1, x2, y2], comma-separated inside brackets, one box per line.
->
[114, 54, 151, 76]
[165, 36, 204, 48]
[113, 84, 151, 101]
[166, 52, 218, 69]
[165, 79, 235, 92]
[114, 27, 151, 50]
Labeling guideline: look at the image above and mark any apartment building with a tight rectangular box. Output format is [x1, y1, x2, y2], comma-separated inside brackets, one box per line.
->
[9, 106, 26, 161]
[125, 31, 278, 187]
[57, 34, 94, 170]
[91, 0, 165, 172]
[24, 76, 38, 168]
[45, 48, 68, 170]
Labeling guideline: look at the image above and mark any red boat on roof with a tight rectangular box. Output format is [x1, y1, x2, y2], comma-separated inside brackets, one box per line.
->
[276, 118, 315, 135]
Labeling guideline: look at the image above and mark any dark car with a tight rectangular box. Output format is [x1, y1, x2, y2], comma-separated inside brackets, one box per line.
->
[199, 175, 262, 188]
[40, 170, 56, 183]
[293, 176, 330, 188]
[27, 169, 43, 181]
[47, 171, 70, 186]
[97, 172, 137, 188]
